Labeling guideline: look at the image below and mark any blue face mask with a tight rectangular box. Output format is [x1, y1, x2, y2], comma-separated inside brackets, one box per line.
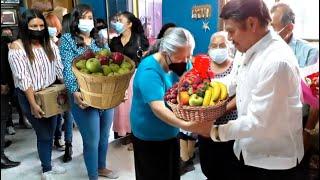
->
[48, 27, 57, 37]
[78, 19, 94, 33]
[208, 48, 228, 64]
[111, 21, 125, 34]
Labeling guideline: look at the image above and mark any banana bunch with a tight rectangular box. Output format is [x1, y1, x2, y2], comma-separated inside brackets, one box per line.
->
[203, 81, 228, 106]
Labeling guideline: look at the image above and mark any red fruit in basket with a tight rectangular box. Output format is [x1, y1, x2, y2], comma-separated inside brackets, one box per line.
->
[170, 99, 178, 104]
[83, 50, 96, 59]
[194, 76, 202, 85]
[111, 52, 124, 65]
[179, 91, 190, 105]
[98, 56, 109, 65]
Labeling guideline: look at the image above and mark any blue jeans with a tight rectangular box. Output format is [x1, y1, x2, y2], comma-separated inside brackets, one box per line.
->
[17, 89, 57, 173]
[69, 95, 114, 180]
[54, 111, 73, 142]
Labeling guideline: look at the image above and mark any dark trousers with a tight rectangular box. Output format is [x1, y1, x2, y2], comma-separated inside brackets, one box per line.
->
[198, 136, 239, 180]
[132, 135, 180, 180]
[1, 95, 9, 156]
[17, 89, 57, 172]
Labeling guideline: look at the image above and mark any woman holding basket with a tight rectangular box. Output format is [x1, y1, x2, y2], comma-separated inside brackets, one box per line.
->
[59, 4, 118, 180]
[130, 27, 211, 180]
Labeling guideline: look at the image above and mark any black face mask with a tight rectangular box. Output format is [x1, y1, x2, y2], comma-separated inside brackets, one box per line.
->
[28, 29, 45, 40]
[169, 62, 187, 76]
[1, 36, 13, 43]
[56, 33, 62, 39]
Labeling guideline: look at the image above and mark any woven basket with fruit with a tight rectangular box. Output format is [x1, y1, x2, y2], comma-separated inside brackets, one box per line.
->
[72, 49, 135, 109]
[165, 55, 228, 122]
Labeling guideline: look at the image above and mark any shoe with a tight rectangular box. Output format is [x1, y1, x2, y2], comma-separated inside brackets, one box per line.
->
[41, 172, 54, 180]
[63, 142, 72, 163]
[18, 117, 32, 129]
[54, 139, 65, 151]
[51, 165, 66, 174]
[1, 155, 20, 169]
[180, 159, 195, 175]
[5, 140, 12, 148]
[98, 168, 119, 179]
[6, 126, 16, 135]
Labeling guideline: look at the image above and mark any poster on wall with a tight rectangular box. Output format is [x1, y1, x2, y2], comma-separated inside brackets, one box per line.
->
[27, 0, 54, 11]
[1, 8, 18, 26]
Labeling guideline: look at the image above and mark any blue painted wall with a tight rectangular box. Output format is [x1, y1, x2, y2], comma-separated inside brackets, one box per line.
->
[162, 0, 219, 54]
[79, 0, 128, 20]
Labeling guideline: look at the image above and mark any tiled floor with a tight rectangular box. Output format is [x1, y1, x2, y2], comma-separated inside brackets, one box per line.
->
[1, 116, 206, 180]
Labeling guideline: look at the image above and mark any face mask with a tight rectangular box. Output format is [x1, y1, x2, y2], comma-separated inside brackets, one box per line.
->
[48, 27, 57, 38]
[1, 35, 13, 43]
[167, 56, 187, 77]
[78, 19, 94, 33]
[111, 21, 125, 34]
[28, 29, 45, 40]
[98, 28, 108, 39]
[208, 48, 228, 64]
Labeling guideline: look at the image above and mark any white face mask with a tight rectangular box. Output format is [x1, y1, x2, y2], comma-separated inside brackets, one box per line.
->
[208, 48, 228, 64]
[48, 27, 57, 37]
[78, 19, 94, 33]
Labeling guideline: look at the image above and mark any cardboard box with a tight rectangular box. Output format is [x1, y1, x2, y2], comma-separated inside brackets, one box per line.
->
[35, 84, 70, 118]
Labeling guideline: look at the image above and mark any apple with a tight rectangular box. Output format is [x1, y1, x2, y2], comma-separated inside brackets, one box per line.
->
[76, 59, 87, 70]
[102, 65, 112, 76]
[92, 72, 104, 76]
[120, 61, 133, 70]
[107, 72, 114, 77]
[80, 68, 91, 74]
[109, 63, 120, 72]
[97, 48, 111, 57]
[189, 94, 203, 106]
[179, 91, 190, 105]
[111, 52, 124, 65]
[98, 56, 109, 65]
[118, 67, 130, 75]
[86, 58, 101, 73]
[83, 49, 95, 59]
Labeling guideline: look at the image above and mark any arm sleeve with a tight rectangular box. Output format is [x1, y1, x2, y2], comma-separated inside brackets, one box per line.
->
[8, 49, 32, 91]
[217, 61, 293, 141]
[306, 47, 319, 66]
[51, 42, 64, 80]
[59, 35, 79, 93]
[137, 69, 165, 104]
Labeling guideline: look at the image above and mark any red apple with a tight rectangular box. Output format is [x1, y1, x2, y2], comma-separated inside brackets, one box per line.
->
[98, 56, 109, 65]
[111, 52, 124, 65]
[83, 49, 95, 60]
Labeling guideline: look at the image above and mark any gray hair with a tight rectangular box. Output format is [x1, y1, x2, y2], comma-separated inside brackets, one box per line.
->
[270, 3, 295, 25]
[209, 31, 230, 48]
[159, 27, 195, 56]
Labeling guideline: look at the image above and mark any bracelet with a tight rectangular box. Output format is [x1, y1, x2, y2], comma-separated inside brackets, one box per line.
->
[304, 128, 315, 135]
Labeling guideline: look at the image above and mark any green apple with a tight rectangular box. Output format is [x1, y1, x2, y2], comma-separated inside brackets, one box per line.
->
[120, 61, 133, 70]
[92, 72, 104, 76]
[102, 65, 112, 76]
[118, 67, 130, 75]
[80, 68, 91, 74]
[86, 58, 101, 73]
[189, 94, 203, 106]
[76, 59, 87, 70]
[97, 48, 111, 57]
[107, 72, 114, 77]
[113, 72, 120, 76]
[109, 63, 120, 72]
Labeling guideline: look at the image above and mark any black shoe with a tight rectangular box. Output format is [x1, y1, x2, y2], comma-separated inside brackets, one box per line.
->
[63, 142, 72, 163]
[1, 155, 20, 169]
[180, 159, 195, 175]
[4, 140, 12, 148]
[54, 139, 65, 151]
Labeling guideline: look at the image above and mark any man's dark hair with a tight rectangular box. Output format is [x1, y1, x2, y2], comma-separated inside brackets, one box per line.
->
[220, 0, 271, 28]
[270, 3, 295, 25]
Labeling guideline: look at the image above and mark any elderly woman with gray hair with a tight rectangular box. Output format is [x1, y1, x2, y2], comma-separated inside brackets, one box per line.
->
[130, 27, 211, 180]
[198, 31, 239, 180]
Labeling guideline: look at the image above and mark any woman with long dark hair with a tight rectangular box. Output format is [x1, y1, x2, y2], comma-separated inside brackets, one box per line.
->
[8, 9, 65, 179]
[110, 11, 149, 148]
[59, 4, 118, 180]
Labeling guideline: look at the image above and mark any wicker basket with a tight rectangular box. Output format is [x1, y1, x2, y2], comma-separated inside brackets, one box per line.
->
[72, 55, 135, 109]
[167, 100, 227, 122]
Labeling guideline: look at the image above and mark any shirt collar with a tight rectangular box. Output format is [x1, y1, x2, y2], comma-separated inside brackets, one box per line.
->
[243, 30, 279, 65]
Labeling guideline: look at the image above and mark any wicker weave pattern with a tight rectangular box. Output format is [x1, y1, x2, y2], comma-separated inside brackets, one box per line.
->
[167, 100, 227, 122]
[72, 56, 135, 109]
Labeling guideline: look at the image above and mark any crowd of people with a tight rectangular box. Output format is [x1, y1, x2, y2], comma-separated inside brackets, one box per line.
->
[1, 0, 319, 180]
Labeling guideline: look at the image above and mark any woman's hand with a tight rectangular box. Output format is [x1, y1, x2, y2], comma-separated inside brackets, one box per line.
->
[30, 103, 45, 119]
[73, 92, 88, 109]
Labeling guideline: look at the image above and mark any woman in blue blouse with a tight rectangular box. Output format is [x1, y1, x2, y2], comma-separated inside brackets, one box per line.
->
[130, 27, 212, 180]
[59, 4, 118, 180]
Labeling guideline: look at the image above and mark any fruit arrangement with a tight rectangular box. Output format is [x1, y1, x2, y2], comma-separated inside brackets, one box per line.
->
[165, 71, 228, 107]
[75, 49, 133, 76]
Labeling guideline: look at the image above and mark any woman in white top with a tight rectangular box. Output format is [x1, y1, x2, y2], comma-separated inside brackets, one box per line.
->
[8, 9, 65, 180]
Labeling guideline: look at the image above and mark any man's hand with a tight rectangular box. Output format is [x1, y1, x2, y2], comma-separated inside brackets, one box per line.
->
[1, 85, 10, 95]
[182, 120, 213, 137]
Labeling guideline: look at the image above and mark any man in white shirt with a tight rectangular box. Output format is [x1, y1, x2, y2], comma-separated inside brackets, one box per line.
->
[200, 0, 304, 179]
